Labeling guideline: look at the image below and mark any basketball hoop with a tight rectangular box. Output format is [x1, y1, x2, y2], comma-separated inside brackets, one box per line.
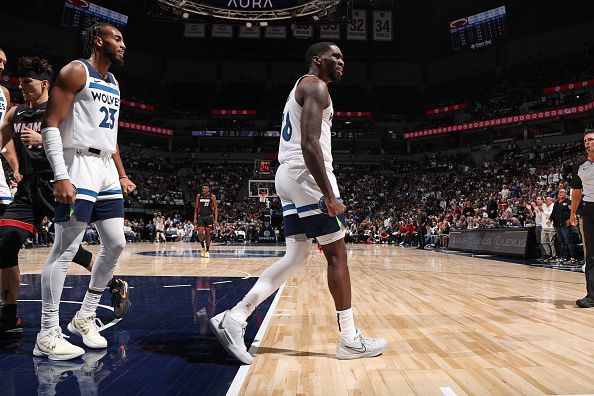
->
[258, 192, 268, 203]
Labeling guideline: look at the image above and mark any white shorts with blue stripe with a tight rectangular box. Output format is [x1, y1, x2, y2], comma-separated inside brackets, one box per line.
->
[54, 148, 124, 223]
[275, 162, 345, 245]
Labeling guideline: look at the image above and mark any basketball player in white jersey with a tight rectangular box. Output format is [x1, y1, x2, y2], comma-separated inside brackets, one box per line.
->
[34, 23, 135, 360]
[210, 42, 387, 364]
[0, 47, 26, 339]
[0, 47, 16, 216]
[0, 56, 132, 342]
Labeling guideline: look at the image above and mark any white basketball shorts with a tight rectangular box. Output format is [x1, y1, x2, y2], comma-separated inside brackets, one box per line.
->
[275, 162, 345, 245]
[54, 148, 124, 223]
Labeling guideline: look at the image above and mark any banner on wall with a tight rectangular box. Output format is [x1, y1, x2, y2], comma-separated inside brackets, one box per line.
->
[372, 10, 392, 41]
[404, 100, 594, 139]
[347, 9, 367, 40]
[320, 24, 341, 39]
[211, 24, 233, 38]
[543, 79, 594, 94]
[425, 103, 467, 115]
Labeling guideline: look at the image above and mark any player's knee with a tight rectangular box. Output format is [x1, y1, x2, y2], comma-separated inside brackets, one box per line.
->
[111, 233, 126, 255]
[286, 237, 311, 264]
[0, 226, 29, 268]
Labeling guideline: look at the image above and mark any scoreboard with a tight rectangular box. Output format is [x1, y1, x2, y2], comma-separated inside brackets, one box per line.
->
[450, 6, 506, 51]
[256, 160, 273, 175]
[61, 0, 128, 30]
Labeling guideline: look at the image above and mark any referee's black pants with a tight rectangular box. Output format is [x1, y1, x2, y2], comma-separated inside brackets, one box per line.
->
[582, 202, 594, 299]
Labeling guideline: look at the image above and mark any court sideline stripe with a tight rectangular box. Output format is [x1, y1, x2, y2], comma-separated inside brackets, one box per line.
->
[163, 284, 192, 288]
[440, 387, 458, 396]
[226, 282, 287, 396]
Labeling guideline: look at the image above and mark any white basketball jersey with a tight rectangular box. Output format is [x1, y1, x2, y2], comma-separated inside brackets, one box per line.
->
[278, 75, 334, 171]
[0, 87, 12, 204]
[59, 59, 120, 153]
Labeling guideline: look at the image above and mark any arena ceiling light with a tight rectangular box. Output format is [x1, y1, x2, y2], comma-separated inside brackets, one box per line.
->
[156, 0, 346, 23]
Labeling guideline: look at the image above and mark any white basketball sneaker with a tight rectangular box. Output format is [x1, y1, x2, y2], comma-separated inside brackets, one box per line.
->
[336, 329, 387, 360]
[209, 311, 253, 365]
[67, 312, 107, 349]
[33, 326, 85, 361]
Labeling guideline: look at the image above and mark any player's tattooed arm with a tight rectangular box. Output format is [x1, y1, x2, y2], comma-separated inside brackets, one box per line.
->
[298, 77, 345, 217]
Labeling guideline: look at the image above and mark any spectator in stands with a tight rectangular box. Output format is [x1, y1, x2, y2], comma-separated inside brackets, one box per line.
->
[183, 220, 194, 242]
[541, 196, 557, 262]
[500, 184, 510, 200]
[123, 220, 137, 242]
[416, 208, 428, 249]
[83, 224, 98, 245]
[530, 196, 546, 258]
[462, 199, 474, 218]
[550, 189, 577, 264]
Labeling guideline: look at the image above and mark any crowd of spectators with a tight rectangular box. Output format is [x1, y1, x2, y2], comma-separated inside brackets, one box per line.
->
[419, 43, 594, 129]
[2, 134, 588, 262]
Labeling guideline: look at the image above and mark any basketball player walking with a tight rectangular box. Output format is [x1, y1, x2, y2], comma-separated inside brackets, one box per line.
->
[0, 56, 132, 342]
[194, 184, 217, 257]
[210, 42, 387, 364]
[34, 23, 133, 360]
[570, 126, 594, 308]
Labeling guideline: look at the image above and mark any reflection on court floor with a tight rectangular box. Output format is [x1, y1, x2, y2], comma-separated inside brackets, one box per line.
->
[0, 274, 274, 395]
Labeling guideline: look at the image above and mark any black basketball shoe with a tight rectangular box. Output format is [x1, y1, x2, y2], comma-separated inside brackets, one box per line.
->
[0, 316, 23, 342]
[108, 278, 131, 319]
[576, 297, 594, 308]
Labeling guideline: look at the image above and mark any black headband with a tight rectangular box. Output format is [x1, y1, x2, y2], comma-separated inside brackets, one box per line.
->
[19, 69, 51, 82]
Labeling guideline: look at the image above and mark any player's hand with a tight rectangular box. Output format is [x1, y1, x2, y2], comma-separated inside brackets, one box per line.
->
[213, 220, 218, 228]
[326, 196, 346, 217]
[120, 177, 137, 197]
[53, 179, 76, 204]
[13, 171, 22, 183]
[569, 213, 577, 226]
[21, 127, 43, 147]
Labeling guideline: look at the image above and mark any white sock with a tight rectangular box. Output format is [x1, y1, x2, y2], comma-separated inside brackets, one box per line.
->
[337, 308, 357, 340]
[229, 299, 256, 323]
[79, 288, 103, 318]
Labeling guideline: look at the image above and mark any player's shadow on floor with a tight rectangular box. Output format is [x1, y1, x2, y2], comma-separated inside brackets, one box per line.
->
[138, 333, 333, 364]
[252, 346, 332, 359]
[138, 333, 243, 365]
[490, 295, 577, 308]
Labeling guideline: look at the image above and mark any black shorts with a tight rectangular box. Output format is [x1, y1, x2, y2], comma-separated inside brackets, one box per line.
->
[0, 203, 7, 217]
[0, 175, 54, 234]
[197, 216, 214, 230]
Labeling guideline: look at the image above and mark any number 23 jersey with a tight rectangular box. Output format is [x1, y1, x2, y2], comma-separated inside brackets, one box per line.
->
[59, 58, 120, 154]
[277, 75, 334, 171]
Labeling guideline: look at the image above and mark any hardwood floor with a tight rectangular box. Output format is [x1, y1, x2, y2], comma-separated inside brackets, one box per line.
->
[17, 242, 594, 395]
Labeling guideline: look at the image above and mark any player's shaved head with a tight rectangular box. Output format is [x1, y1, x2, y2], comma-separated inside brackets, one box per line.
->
[305, 42, 336, 66]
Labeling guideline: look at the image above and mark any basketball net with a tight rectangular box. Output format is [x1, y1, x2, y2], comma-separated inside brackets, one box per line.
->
[258, 192, 268, 203]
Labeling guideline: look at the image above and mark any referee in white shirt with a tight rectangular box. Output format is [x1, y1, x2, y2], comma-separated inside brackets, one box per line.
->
[570, 126, 594, 308]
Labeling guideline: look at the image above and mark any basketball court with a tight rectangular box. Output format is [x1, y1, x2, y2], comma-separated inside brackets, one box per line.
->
[2, 243, 594, 395]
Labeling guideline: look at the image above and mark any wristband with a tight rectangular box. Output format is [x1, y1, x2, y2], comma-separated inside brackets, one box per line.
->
[119, 175, 129, 180]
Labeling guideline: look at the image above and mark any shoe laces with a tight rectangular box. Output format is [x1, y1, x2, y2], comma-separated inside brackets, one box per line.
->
[78, 315, 105, 334]
[354, 329, 384, 347]
[358, 334, 383, 347]
[46, 327, 70, 350]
